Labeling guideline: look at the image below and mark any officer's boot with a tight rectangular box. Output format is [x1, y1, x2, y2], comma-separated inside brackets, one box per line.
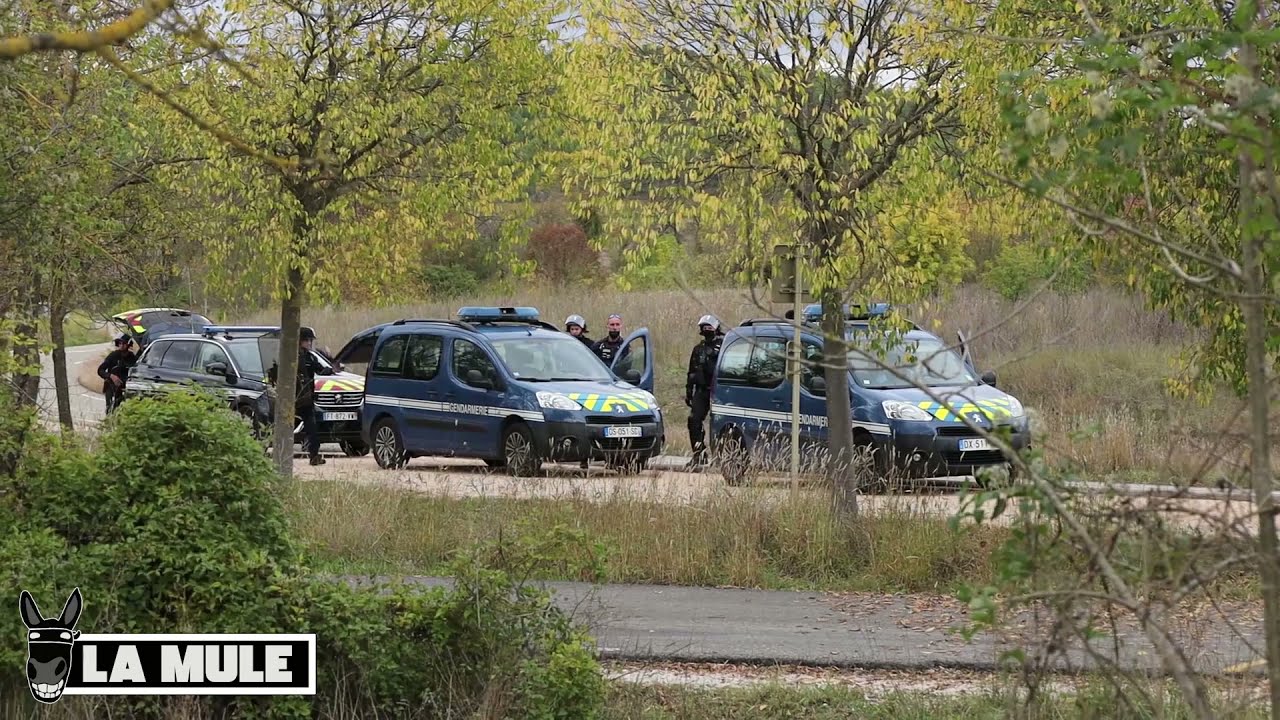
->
[686, 442, 708, 470]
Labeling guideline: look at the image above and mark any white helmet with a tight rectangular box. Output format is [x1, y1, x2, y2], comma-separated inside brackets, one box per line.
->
[565, 314, 586, 330]
[697, 314, 719, 329]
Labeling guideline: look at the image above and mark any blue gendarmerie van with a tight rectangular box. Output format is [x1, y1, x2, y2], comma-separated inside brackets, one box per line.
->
[335, 307, 663, 475]
[709, 303, 1030, 486]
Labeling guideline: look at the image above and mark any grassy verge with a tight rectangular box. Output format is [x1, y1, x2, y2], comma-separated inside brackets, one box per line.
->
[243, 283, 1252, 484]
[604, 680, 1266, 719]
[293, 481, 1259, 601]
[294, 481, 1000, 593]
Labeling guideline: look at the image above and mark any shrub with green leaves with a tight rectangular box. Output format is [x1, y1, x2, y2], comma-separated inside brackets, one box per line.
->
[0, 391, 605, 718]
[983, 242, 1090, 301]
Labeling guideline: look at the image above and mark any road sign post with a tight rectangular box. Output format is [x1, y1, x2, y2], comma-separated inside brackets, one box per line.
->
[771, 245, 814, 490]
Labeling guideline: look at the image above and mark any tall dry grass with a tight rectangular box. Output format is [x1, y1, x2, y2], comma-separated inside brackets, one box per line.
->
[243, 283, 1246, 484]
[293, 479, 1003, 593]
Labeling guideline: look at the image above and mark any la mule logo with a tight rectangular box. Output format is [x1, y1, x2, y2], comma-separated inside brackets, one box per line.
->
[20, 588, 82, 703]
[19, 588, 316, 703]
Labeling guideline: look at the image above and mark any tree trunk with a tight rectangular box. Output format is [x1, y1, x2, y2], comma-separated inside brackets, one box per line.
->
[1237, 42, 1280, 715]
[271, 267, 305, 480]
[48, 297, 73, 432]
[820, 286, 858, 517]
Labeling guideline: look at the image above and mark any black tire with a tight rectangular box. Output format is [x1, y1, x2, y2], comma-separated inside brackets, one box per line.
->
[238, 404, 268, 447]
[716, 429, 750, 486]
[371, 418, 408, 469]
[340, 439, 370, 457]
[502, 423, 542, 477]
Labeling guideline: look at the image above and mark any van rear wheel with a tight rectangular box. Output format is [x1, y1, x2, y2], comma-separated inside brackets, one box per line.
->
[716, 429, 750, 486]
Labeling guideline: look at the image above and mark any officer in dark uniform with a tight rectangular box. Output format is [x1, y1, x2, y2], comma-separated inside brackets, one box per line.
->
[269, 326, 332, 465]
[97, 334, 136, 414]
[685, 314, 722, 469]
[565, 314, 594, 349]
[592, 314, 626, 364]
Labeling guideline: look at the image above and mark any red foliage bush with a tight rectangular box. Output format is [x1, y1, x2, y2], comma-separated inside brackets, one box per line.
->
[526, 223, 597, 282]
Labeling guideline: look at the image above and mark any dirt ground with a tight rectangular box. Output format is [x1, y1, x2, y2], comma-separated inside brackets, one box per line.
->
[295, 455, 1264, 535]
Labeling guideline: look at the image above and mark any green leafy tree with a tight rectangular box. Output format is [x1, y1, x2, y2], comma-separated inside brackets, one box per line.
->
[139, 0, 559, 476]
[0, 1, 173, 422]
[558, 0, 962, 513]
[932, 0, 1280, 714]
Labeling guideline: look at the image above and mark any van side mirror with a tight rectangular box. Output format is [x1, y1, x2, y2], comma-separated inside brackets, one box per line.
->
[981, 370, 998, 386]
[807, 375, 827, 395]
[624, 368, 641, 383]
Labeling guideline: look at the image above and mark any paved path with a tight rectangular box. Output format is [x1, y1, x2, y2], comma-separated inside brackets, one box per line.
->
[36, 341, 112, 431]
[343, 575, 1266, 676]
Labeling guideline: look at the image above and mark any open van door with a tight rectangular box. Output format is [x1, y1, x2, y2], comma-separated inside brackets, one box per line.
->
[957, 330, 976, 375]
[612, 327, 654, 393]
[332, 326, 385, 376]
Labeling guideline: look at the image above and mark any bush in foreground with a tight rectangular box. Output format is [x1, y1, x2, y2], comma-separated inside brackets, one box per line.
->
[0, 391, 605, 719]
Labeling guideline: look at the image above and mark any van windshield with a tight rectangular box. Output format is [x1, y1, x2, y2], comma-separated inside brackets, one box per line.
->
[489, 335, 614, 382]
[846, 336, 976, 389]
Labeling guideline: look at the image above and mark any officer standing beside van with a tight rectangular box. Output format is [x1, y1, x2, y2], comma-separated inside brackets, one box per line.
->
[269, 326, 332, 465]
[565, 314, 594, 349]
[685, 314, 722, 469]
[593, 314, 626, 363]
[98, 334, 136, 414]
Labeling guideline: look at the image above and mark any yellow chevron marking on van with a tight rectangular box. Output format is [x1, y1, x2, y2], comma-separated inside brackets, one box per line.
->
[916, 399, 1013, 422]
[565, 392, 652, 412]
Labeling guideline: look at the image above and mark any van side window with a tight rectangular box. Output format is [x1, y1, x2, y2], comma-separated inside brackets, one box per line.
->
[749, 338, 787, 389]
[453, 339, 498, 388]
[404, 334, 442, 381]
[372, 336, 407, 375]
[142, 340, 170, 366]
[716, 340, 752, 384]
[801, 340, 825, 395]
[159, 340, 197, 371]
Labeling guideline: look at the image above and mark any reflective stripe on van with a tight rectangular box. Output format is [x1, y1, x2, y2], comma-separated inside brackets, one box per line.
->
[710, 403, 889, 435]
[364, 394, 544, 423]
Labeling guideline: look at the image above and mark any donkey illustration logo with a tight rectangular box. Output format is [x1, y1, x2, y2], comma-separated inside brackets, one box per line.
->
[19, 588, 83, 704]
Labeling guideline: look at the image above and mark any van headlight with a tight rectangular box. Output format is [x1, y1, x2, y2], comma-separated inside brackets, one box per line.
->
[882, 400, 933, 422]
[536, 392, 582, 411]
[1007, 396, 1025, 418]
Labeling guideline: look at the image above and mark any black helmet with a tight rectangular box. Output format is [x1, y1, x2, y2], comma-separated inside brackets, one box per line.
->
[114, 333, 131, 346]
[300, 326, 316, 341]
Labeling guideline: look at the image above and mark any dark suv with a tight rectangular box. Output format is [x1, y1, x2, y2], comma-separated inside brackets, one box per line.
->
[123, 326, 369, 456]
[110, 307, 213, 351]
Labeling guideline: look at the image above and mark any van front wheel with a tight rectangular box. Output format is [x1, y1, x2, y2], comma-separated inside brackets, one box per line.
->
[503, 423, 542, 477]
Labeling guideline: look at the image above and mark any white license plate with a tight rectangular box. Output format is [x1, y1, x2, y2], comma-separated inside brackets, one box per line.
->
[323, 412, 359, 422]
[604, 426, 642, 438]
[958, 438, 993, 452]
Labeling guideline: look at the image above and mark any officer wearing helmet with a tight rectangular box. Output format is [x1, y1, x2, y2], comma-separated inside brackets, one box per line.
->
[268, 325, 333, 465]
[564, 314, 594, 349]
[97, 334, 136, 414]
[684, 314, 723, 468]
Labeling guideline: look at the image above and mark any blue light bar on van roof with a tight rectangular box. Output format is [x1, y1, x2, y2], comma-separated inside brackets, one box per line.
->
[455, 306, 540, 323]
[800, 303, 892, 322]
[202, 325, 279, 336]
